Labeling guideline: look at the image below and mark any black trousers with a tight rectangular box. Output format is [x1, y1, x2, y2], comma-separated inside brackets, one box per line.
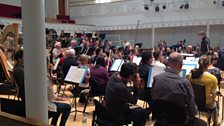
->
[123, 107, 150, 126]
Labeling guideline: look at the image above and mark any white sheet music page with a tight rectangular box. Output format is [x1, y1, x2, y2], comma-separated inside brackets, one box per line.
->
[72, 68, 87, 84]
[110, 59, 123, 71]
[64, 66, 78, 82]
[65, 66, 87, 84]
[132, 56, 142, 65]
[118, 60, 124, 72]
[147, 66, 165, 88]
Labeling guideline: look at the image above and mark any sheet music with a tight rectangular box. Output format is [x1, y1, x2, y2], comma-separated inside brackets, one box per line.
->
[182, 64, 197, 75]
[186, 57, 196, 61]
[147, 66, 165, 88]
[179, 69, 187, 79]
[53, 58, 60, 70]
[181, 53, 194, 57]
[132, 56, 142, 65]
[64, 66, 87, 84]
[118, 60, 124, 72]
[110, 59, 124, 71]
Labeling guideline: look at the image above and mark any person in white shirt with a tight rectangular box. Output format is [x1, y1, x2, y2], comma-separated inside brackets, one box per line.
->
[68, 40, 77, 50]
[153, 50, 166, 67]
[52, 41, 63, 64]
[48, 78, 71, 126]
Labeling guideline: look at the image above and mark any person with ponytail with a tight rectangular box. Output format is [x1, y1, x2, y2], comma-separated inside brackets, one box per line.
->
[188, 55, 220, 126]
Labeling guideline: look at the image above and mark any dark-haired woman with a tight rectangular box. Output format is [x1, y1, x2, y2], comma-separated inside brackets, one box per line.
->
[90, 56, 109, 95]
[188, 55, 219, 126]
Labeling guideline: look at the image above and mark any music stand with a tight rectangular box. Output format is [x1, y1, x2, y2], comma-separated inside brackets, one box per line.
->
[134, 43, 142, 48]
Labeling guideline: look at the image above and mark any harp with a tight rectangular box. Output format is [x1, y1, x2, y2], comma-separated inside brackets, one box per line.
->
[0, 23, 18, 83]
[0, 23, 18, 51]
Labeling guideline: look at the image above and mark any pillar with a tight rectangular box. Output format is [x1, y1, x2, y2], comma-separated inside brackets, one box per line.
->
[152, 27, 155, 48]
[21, 0, 48, 123]
[65, 0, 70, 16]
[206, 24, 210, 38]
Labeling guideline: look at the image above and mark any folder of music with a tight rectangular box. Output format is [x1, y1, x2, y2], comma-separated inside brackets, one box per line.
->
[147, 66, 165, 88]
[147, 67, 188, 88]
[64, 66, 88, 84]
[110, 59, 124, 72]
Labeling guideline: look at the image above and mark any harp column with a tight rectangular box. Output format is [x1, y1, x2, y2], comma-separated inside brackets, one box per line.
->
[21, 0, 48, 123]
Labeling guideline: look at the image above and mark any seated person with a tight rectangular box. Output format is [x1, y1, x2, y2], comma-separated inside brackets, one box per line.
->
[151, 52, 206, 126]
[206, 52, 222, 87]
[188, 55, 219, 126]
[79, 54, 90, 83]
[152, 50, 166, 67]
[52, 41, 63, 64]
[13, 50, 71, 126]
[13, 50, 25, 101]
[137, 51, 153, 103]
[90, 56, 109, 95]
[68, 40, 77, 50]
[48, 79, 71, 126]
[62, 49, 78, 78]
[105, 62, 150, 126]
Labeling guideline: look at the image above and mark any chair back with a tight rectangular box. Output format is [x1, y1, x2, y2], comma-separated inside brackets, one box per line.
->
[152, 94, 187, 125]
[93, 99, 107, 120]
[191, 83, 206, 111]
[89, 78, 105, 96]
[0, 98, 26, 117]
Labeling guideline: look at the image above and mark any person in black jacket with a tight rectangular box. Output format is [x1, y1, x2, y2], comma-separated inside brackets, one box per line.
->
[198, 31, 210, 55]
[62, 49, 78, 78]
[105, 62, 150, 126]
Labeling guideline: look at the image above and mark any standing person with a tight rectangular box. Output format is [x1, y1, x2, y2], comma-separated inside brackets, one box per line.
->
[105, 62, 150, 126]
[198, 31, 210, 55]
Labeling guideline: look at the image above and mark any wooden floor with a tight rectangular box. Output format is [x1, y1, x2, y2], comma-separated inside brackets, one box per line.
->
[1, 85, 224, 126]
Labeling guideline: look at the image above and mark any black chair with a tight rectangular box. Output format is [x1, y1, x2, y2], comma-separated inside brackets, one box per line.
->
[0, 98, 26, 117]
[152, 94, 187, 126]
[92, 99, 131, 126]
[83, 78, 105, 113]
[191, 83, 214, 126]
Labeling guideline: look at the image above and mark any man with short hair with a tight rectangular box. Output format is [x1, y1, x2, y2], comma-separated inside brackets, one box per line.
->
[68, 40, 77, 50]
[151, 52, 206, 126]
[105, 62, 150, 126]
[62, 49, 78, 78]
[13, 50, 25, 101]
[137, 51, 153, 103]
[198, 31, 210, 55]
